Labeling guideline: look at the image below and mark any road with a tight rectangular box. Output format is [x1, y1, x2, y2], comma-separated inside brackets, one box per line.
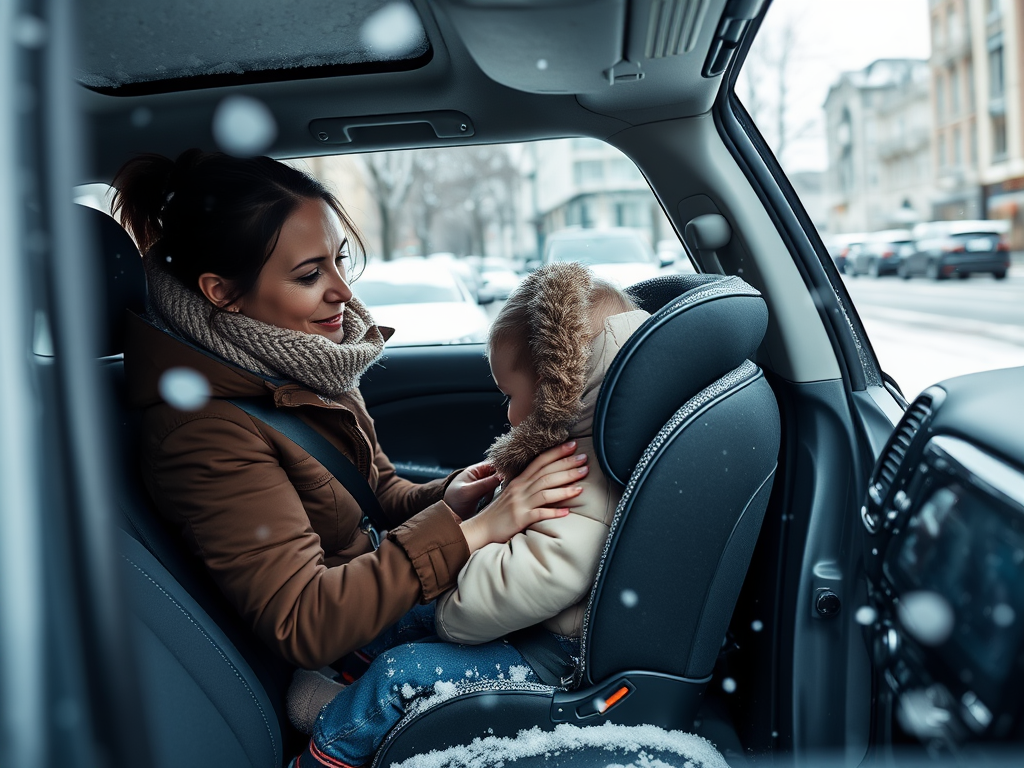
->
[842, 266, 1024, 400]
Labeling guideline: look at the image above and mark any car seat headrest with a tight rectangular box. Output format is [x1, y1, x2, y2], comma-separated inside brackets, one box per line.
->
[77, 204, 147, 357]
[596, 274, 769, 486]
[626, 273, 724, 315]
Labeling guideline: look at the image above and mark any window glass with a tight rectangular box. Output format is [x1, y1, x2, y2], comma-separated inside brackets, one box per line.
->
[80, 140, 687, 349]
[294, 140, 685, 347]
[738, 0, 1024, 399]
[76, 0, 430, 91]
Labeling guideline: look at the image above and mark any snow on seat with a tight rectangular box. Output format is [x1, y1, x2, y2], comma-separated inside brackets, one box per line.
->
[388, 721, 729, 768]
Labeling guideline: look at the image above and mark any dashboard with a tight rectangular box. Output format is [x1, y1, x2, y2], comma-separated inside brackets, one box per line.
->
[860, 367, 1024, 749]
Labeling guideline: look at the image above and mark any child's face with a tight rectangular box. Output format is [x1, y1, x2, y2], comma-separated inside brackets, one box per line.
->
[489, 342, 538, 428]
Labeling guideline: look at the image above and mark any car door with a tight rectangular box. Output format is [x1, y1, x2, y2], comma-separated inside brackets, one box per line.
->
[359, 344, 507, 482]
[724, 0, 1024, 763]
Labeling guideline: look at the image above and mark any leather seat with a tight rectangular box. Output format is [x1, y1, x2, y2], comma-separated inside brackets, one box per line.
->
[374, 272, 780, 766]
[82, 204, 288, 768]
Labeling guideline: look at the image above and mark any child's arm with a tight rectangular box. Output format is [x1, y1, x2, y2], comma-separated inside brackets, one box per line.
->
[433, 511, 609, 644]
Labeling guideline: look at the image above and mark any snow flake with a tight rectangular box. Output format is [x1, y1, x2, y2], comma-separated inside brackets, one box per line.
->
[508, 665, 530, 682]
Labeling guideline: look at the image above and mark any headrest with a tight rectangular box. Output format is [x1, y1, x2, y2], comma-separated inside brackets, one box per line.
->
[76, 204, 147, 357]
[626, 273, 724, 314]
[596, 274, 769, 486]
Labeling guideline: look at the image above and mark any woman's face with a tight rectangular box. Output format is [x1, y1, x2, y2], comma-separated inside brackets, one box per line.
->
[233, 198, 353, 342]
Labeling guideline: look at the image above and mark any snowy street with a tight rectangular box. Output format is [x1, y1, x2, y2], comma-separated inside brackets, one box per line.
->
[842, 264, 1024, 400]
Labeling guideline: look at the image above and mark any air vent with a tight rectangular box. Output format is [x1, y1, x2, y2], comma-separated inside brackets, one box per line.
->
[645, 0, 711, 58]
[872, 394, 933, 503]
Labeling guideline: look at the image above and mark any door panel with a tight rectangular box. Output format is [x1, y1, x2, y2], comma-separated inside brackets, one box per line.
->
[360, 344, 508, 480]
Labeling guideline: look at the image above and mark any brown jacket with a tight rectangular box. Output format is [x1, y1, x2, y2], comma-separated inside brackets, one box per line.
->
[123, 313, 470, 669]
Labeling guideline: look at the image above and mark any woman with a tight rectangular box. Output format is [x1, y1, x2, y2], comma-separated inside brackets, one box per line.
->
[114, 149, 588, 677]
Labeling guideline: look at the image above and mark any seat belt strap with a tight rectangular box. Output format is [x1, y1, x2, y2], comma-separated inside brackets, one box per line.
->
[228, 398, 388, 546]
[506, 624, 577, 688]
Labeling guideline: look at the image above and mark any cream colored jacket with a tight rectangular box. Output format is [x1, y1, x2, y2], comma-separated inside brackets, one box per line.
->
[435, 309, 650, 643]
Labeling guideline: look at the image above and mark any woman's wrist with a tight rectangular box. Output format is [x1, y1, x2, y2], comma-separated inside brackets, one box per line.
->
[459, 516, 487, 554]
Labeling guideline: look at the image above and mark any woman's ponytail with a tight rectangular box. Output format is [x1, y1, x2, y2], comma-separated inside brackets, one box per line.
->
[111, 153, 179, 255]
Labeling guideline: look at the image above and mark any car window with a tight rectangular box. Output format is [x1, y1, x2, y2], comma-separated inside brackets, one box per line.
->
[295, 139, 688, 347]
[737, 0, 1024, 400]
[78, 139, 684, 349]
[546, 234, 655, 264]
[353, 279, 462, 306]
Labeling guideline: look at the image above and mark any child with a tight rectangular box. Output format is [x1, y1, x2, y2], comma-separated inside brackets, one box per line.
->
[291, 263, 650, 767]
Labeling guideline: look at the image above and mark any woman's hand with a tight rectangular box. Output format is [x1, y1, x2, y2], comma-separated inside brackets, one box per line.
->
[460, 441, 588, 553]
[444, 460, 502, 520]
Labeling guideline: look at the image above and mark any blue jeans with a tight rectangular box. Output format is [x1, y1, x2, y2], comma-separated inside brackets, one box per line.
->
[303, 604, 549, 767]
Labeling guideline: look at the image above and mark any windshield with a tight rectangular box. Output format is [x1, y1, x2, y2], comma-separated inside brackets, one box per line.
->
[546, 235, 654, 265]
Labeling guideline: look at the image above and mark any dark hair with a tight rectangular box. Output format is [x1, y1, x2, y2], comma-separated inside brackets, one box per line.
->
[111, 149, 366, 307]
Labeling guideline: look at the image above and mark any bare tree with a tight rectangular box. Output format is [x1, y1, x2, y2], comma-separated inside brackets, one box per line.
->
[738, 16, 816, 168]
[400, 144, 520, 257]
[360, 151, 416, 260]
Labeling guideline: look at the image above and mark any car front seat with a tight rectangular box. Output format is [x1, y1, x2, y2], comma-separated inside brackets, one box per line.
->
[372, 272, 780, 766]
[82, 204, 290, 768]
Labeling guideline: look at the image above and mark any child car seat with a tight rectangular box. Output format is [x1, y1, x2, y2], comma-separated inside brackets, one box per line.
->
[373, 271, 780, 765]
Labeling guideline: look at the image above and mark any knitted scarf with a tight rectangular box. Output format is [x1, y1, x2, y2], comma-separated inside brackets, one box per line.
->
[144, 255, 386, 398]
[486, 263, 593, 481]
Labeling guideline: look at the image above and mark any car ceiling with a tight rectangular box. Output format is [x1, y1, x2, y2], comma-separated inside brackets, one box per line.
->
[79, 0, 760, 180]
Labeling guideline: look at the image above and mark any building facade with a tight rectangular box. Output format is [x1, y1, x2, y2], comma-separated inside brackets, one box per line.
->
[929, 0, 1024, 246]
[825, 59, 934, 234]
[530, 138, 673, 251]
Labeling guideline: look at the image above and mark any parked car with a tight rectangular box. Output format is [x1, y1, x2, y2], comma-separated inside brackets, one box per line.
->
[847, 229, 914, 277]
[426, 252, 485, 298]
[826, 232, 869, 274]
[656, 239, 697, 274]
[353, 259, 491, 345]
[476, 256, 523, 300]
[902, 220, 1012, 280]
[543, 228, 664, 287]
[10, 2, 1024, 767]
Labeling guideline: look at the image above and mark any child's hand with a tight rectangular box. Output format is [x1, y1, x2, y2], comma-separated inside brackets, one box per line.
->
[459, 442, 588, 553]
[444, 461, 502, 519]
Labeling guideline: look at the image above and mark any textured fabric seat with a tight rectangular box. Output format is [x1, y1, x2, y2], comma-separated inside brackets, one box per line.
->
[83, 204, 289, 768]
[374, 272, 780, 766]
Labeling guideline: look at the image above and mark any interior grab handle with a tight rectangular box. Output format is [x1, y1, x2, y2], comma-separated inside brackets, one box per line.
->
[683, 214, 732, 275]
[309, 111, 475, 144]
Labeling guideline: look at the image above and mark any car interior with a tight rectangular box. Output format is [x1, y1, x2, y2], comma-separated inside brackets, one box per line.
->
[7, 0, 1024, 767]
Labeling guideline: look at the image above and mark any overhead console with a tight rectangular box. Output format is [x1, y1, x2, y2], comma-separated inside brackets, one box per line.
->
[860, 367, 1024, 750]
[435, 0, 765, 115]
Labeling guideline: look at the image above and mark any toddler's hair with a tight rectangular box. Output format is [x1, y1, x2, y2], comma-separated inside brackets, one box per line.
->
[489, 272, 637, 372]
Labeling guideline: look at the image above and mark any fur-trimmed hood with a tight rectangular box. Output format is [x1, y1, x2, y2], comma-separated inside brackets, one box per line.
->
[486, 263, 650, 479]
